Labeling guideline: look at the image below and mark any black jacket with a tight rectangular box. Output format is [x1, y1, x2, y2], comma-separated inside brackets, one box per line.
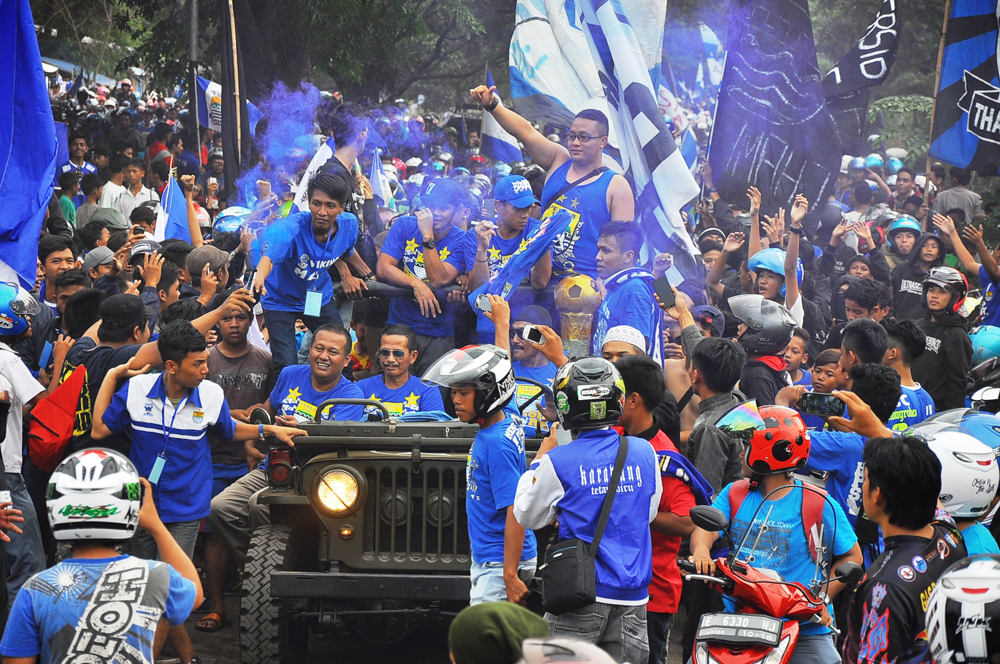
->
[912, 312, 972, 411]
[890, 234, 945, 322]
[739, 357, 791, 406]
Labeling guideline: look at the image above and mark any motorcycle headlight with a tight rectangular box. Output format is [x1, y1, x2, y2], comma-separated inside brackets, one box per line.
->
[316, 470, 360, 514]
[760, 636, 792, 664]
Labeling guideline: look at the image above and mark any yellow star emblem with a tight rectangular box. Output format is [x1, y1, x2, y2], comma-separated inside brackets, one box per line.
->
[286, 387, 302, 402]
[369, 393, 379, 401]
[488, 246, 502, 260]
[439, 247, 451, 261]
[557, 195, 567, 204]
[405, 392, 420, 409]
[570, 197, 580, 209]
[405, 238, 420, 253]
[518, 238, 529, 252]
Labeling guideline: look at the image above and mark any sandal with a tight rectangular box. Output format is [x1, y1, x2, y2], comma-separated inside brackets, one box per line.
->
[195, 612, 231, 633]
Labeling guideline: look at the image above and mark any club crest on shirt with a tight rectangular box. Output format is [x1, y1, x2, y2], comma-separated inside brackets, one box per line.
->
[144, 402, 154, 417]
[192, 408, 204, 424]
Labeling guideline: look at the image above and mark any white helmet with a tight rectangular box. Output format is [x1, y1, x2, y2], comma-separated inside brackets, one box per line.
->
[422, 345, 515, 419]
[926, 554, 1000, 663]
[926, 429, 1000, 518]
[48, 448, 142, 541]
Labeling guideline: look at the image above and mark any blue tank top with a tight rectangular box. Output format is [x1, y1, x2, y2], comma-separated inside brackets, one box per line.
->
[540, 161, 616, 278]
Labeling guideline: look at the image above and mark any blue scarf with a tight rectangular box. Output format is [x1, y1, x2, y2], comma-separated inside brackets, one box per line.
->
[658, 451, 714, 506]
[603, 267, 664, 364]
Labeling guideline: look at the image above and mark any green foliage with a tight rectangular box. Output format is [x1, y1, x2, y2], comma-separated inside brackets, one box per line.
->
[868, 95, 934, 163]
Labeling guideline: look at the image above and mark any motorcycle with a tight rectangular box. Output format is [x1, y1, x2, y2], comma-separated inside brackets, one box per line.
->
[680, 497, 863, 664]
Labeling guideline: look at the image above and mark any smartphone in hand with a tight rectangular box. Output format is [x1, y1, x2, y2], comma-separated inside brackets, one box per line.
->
[799, 392, 845, 417]
[521, 324, 544, 345]
[653, 277, 676, 309]
[474, 293, 492, 313]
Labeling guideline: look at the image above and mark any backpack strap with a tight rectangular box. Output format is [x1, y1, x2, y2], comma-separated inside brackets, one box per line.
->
[801, 484, 829, 565]
[727, 478, 752, 523]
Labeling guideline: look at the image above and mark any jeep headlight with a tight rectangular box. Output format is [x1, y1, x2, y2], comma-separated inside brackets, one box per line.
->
[316, 470, 359, 513]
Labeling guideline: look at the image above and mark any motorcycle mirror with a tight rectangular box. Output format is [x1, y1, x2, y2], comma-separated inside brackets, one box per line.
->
[833, 561, 864, 586]
[248, 407, 273, 426]
[690, 505, 729, 532]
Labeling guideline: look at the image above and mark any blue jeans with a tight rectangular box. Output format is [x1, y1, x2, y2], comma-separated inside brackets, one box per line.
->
[5, 473, 44, 608]
[546, 601, 649, 664]
[788, 632, 840, 664]
[469, 558, 536, 605]
[264, 300, 342, 372]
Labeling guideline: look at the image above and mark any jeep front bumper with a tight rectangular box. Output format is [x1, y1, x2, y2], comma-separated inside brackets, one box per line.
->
[269, 572, 471, 601]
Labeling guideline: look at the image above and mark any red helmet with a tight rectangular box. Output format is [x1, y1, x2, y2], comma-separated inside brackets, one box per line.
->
[392, 158, 406, 179]
[746, 406, 811, 476]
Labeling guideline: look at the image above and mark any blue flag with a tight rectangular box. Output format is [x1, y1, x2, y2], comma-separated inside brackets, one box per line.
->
[196, 75, 261, 138]
[929, 1, 1000, 174]
[481, 68, 523, 164]
[0, 0, 57, 288]
[468, 210, 571, 307]
[153, 174, 191, 243]
[369, 149, 395, 210]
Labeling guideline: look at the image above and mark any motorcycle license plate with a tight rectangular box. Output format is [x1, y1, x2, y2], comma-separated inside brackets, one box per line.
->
[696, 613, 782, 647]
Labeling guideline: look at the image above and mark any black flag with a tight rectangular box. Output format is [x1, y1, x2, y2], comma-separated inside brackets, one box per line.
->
[709, 0, 840, 215]
[822, 0, 900, 157]
[220, 0, 251, 202]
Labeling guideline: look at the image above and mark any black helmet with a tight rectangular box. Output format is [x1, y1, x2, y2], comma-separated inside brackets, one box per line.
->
[923, 266, 969, 314]
[552, 357, 625, 431]
[421, 345, 515, 419]
[926, 554, 1000, 663]
[729, 294, 796, 355]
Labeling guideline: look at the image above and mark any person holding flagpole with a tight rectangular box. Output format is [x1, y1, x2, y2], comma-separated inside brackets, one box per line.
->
[471, 84, 635, 284]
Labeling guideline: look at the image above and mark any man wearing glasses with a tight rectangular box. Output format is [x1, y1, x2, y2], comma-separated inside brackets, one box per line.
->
[471, 85, 635, 281]
[355, 324, 445, 420]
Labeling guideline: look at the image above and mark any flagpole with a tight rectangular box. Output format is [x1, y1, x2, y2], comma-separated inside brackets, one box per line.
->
[926, 0, 952, 175]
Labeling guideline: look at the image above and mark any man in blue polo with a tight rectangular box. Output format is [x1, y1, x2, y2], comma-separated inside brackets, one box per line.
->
[465, 175, 553, 344]
[356, 324, 444, 419]
[591, 221, 661, 361]
[377, 178, 467, 375]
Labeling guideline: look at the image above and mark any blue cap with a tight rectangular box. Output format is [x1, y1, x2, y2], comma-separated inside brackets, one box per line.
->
[692, 305, 725, 337]
[422, 178, 467, 207]
[493, 175, 538, 209]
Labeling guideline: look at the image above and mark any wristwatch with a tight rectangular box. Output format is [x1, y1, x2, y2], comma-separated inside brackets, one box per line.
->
[422, 237, 437, 250]
[485, 94, 500, 112]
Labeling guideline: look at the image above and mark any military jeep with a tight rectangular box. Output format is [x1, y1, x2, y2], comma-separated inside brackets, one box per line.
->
[240, 397, 545, 664]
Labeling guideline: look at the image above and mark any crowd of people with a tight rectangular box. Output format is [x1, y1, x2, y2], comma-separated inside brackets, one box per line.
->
[0, 73, 997, 664]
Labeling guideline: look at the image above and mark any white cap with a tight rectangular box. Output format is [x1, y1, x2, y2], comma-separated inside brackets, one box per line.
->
[602, 326, 646, 353]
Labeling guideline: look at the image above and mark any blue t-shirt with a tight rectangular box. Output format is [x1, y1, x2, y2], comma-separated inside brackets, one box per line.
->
[887, 384, 936, 432]
[463, 219, 542, 343]
[591, 274, 658, 355]
[540, 161, 615, 278]
[980, 266, 1000, 327]
[803, 430, 866, 528]
[793, 370, 812, 387]
[0, 555, 196, 664]
[511, 360, 557, 438]
[355, 374, 445, 419]
[382, 216, 465, 337]
[713, 480, 857, 637]
[467, 405, 536, 564]
[269, 365, 365, 423]
[963, 521, 1000, 555]
[261, 211, 358, 312]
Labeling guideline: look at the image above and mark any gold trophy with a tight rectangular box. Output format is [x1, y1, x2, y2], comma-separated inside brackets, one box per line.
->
[554, 274, 602, 358]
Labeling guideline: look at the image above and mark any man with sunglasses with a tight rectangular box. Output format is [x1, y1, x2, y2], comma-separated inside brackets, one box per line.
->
[471, 85, 634, 282]
[355, 324, 444, 420]
[509, 306, 558, 439]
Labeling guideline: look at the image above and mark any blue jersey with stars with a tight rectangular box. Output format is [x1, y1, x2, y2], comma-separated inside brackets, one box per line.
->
[463, 219, 542, 343]
[539, 161, 616, 279]
[268, 365, 365, 423]
[512, 360, 558, 438]
[355, 374, 445, 419]
[381, 216, 465, 337]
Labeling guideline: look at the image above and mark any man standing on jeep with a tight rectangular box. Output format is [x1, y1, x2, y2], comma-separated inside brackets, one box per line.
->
[422, 295, 536, 605]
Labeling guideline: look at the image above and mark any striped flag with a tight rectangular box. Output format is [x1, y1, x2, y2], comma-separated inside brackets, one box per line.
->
[154, 174, 191, 243]
[481, 68, 522, 164]
[369, 149, 395, 210]
[293, 136, 336, 212]
[576, 0, 701, 273]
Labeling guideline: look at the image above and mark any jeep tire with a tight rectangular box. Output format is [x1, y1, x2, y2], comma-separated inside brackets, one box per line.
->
[240, 524, 307, 664]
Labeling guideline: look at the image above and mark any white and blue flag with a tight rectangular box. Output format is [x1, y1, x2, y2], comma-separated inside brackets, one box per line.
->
[576, 0, 701, 273]
[196, 75, 261, 137]
[481, 68, 522, 164]
[292, 135, 336, 212]
[154, 174, 191, 243]
[369, 149, 395, 210]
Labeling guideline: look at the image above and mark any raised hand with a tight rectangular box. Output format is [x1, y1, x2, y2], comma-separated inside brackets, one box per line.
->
[723, 232, 746, 254]
[470, 85, 498, 108]
[746, 187, 761, 217]
[790, 195, 809, 226]
[932, 213, 956, 236]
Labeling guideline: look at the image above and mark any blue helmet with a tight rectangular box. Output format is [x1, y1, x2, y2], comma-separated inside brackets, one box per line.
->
[492, 163, 512, 181]
[886, 215, 922, 239]
[214, 206, 251, 235]
[848, 157, 867, 171]
[0, 283, 39, 336]
[747, 248, 803, 297]
[866, 153, 884, 168]
[887, 157, 904, 175]
[972, 326, 1000, 365]
[909, 409, 1000, 454]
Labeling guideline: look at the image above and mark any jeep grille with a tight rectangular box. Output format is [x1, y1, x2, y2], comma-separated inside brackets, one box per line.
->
[363, 464, 470, 564]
